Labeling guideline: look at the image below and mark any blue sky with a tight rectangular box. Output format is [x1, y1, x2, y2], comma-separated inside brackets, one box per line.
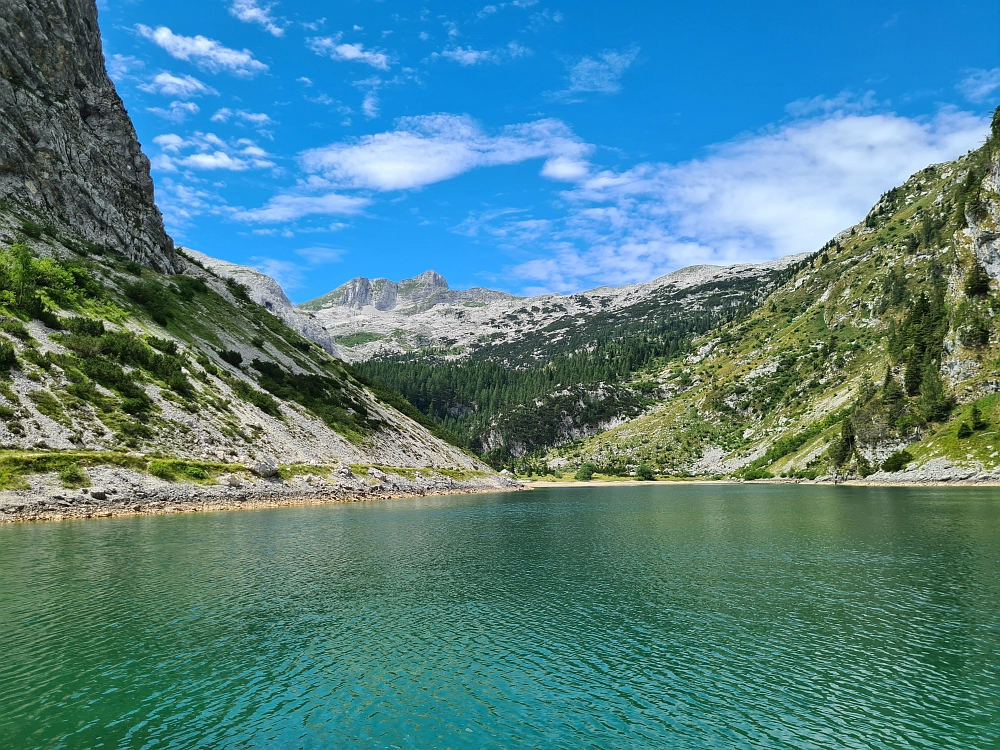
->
[99, 0, 999, 301]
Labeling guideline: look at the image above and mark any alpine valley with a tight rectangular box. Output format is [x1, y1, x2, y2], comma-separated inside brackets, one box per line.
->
[2, 0, 1000, 525]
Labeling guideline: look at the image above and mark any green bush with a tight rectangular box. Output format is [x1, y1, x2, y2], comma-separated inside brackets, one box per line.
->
[184, 465, 208, 480]
[148, 460, 175, 480]
[231, 380, 282, 417]
[742, 467, 774, 481]
[0, 340, 18, 371]
[218, 349, 243, 367]
[58, 463, 90, 488]
[972, 404, 988, 431]
[635, 464, 655, 481]
[957, 422, 973, 439]
[574, 463, 596, 481]
[881, 450, 913, 473]
[123, 280, 173, 325]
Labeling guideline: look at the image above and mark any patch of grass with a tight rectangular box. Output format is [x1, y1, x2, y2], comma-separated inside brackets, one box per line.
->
[0, 450, 148, 491]
[28, 390, 69, 426]
[147, 458, 226, 483]
[58, 463, 90, 488]
[336, 332, 385, 347]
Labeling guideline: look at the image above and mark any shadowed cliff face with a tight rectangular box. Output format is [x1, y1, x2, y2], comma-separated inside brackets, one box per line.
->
[0, 0, 175, 271]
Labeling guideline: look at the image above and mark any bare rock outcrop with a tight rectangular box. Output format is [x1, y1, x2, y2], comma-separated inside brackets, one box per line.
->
[0, 0, 175, 271]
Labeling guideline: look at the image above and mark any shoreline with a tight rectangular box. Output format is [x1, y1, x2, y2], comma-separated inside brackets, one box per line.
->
[0, 470, 525, 524]
[525, 478, 1000, 489]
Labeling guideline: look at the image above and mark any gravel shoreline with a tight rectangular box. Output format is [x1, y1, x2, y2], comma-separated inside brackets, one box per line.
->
[0, 467, 525, 523]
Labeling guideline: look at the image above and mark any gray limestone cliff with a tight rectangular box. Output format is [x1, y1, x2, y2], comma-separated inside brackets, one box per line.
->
[0, 0, 175, 271]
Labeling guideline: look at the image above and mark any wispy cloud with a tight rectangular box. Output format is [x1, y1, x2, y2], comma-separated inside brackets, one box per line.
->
[498, 107, 989, 293]
[107, 54, 144, 82]
[152, 132, 276, 171]
[230, 0, 286, 37]
[135, 25, 268, 76]
[560, 47, 639, 96]
[299, 114, 592, 191]
[233, 193, 371, 223]
[438, 41, 530, 66]
[139, 71, 217, 98]
[211, 108, 274, 126]
[957, 68, 1000, 103]
[147, 101, 200, 122]
[308, 35, 392, 70]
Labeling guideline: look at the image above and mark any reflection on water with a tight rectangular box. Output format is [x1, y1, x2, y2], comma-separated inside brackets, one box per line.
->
[1, 485, 998, 748]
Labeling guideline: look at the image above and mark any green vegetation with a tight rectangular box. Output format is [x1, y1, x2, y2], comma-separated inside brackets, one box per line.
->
[336, 331, 385, 347]
[574, 463, 595, 481]
[57, 463, 89, 488]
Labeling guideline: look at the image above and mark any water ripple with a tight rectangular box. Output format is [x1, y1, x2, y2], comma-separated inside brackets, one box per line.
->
[1, 485, 998, 748]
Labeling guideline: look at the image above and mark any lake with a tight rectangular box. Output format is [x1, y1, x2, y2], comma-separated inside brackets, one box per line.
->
[1, 484, 998, 748]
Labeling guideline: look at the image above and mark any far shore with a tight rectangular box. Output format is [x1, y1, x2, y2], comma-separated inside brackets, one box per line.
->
[524, 478, 1000, 489]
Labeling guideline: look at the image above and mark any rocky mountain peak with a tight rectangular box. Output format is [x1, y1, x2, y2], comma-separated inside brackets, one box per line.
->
[0, 0, 175, 271]
[300, 269, 453, 312]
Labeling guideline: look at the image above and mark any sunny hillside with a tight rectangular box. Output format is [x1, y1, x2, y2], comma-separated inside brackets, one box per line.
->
[545, 110, 1000, 481]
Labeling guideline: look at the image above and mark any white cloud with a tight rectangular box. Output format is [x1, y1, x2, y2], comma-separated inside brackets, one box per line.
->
[564, 47, 639, 94]
[233, 193, 371, 223]
[211, 108, 274, 126]
[299, 114, 592, 191]
[308, 35, 391, 70]
[957, 68, 1000, 103]
[501, 107, 990, 292]
[297, 76, 313, 85]
[361, 92, 380, 119]
[147, 101, 200, 122]
[107, 54, 144, 82]
[151, 132, 276, 171]
[139, 72, 217, 98]
[135, 25, 268, 76]
[439, 41, 529, 66]
[230, 0, 285, 37]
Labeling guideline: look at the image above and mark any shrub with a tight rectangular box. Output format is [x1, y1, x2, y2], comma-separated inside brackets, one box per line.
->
[972, 404, 988, 431]
[635, 464, 655, 481]
[148, 460, 175, 480]
[172, 276, 208, 301]
[123, 280, 173, 325]
[742, 467, 774, 481]
[184, 465, 208, 480]
[20, 220, 44, 240]
[231, 380, 282, 417]
[881, 450, 913, 473]
[0, 340, 18, 371]
[58, 463, 90, 488]
[65, 317, 105, 337]
[957, 422, 973, 439]
[0, 318, 31, 340]
[218, 349, 243, 367]
[574, 463, 596, 481]
[145, 336, 178, 355]
[122, 260, 144, 276]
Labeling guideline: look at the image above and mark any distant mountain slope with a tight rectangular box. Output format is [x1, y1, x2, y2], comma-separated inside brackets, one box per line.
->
[547, 113, 1000, 482]
[299, 257, 807, 362]
[183, 248, 341, 357]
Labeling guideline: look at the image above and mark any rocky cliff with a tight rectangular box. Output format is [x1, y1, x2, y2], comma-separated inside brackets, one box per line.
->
[0, 0, 175, 271]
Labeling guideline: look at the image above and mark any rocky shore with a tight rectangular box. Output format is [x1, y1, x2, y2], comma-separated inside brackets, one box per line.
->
[0, 466, 524, 523]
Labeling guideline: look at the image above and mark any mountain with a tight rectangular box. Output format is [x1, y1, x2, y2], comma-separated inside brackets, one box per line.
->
[542, 116, 1000, 482]
[183, 248, 341, 357]
[299, 258, 806, 362]
[0, 0, 509, 513]
[290, 257, 804, 462]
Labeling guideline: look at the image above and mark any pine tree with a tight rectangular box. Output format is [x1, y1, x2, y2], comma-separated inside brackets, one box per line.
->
[918, 362, 951, 422]
[964, 262, 991, 298]
[971, 403, 988, 431]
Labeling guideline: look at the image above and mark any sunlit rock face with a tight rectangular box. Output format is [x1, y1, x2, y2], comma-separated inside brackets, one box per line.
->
[0, 0, 175, 271]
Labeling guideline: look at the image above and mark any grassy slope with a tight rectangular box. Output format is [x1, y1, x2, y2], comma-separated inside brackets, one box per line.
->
[549, 139, 1000, 479]
[0, 207, 476, 489]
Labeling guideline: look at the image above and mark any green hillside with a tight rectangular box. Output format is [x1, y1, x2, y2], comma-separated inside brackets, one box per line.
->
[546, 110, 1000, 480]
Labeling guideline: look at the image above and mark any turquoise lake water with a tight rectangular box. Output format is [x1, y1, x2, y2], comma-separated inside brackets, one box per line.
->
[1, 484, 998, 748]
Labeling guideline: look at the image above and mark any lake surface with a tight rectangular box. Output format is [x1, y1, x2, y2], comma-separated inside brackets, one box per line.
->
[1, 485, 998, 749]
